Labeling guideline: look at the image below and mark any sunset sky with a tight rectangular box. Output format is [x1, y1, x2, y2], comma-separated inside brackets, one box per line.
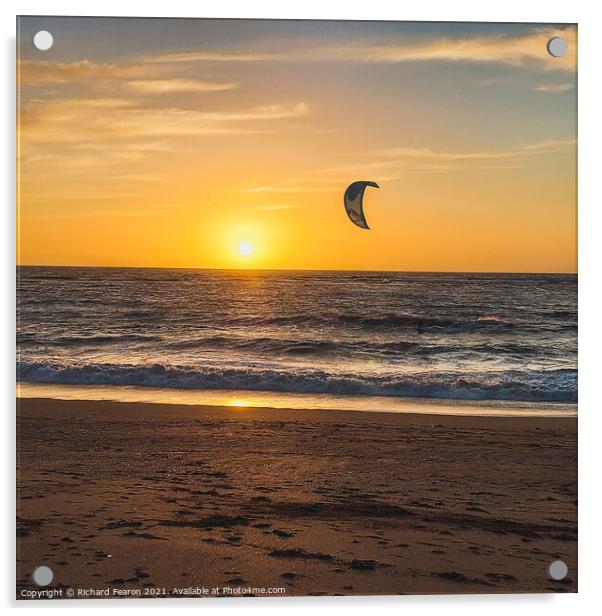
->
[17, 17, 577, 272]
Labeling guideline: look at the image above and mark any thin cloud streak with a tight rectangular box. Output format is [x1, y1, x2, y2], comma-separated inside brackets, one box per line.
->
[241, 183, 339, 194]
[378, 139, 576, 161]
[19, 59, 149, 84]
[140, 51, 280, 63]
[327, 27, 576, 71]
[533, 83, 574, 93]
[124, 79, 240, 94]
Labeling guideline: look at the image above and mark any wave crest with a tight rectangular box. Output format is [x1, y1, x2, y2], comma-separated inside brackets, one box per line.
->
[17, 360, 577, 403]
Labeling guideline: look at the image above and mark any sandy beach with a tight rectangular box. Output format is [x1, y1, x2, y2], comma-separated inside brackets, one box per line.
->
[16, 397, 577, 598]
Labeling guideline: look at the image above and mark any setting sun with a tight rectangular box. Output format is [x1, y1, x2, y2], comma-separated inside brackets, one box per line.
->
[238, 242, 254, 257]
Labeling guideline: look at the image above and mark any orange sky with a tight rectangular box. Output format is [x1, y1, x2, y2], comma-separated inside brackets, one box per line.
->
[17, 18, 577, 272]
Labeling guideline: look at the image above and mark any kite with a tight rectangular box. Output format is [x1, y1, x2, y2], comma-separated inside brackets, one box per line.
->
[343, 181, 379, 229]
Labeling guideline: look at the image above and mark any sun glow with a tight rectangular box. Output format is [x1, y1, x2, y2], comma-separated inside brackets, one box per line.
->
[228, 398, 250, 408]
[238, 242, 253, 257]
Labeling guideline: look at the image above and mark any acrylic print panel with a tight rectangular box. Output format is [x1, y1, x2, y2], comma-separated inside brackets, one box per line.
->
[16, 16, 577, 599]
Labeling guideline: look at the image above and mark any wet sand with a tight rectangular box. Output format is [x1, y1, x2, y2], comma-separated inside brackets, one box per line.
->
[17, 397, 577, 599]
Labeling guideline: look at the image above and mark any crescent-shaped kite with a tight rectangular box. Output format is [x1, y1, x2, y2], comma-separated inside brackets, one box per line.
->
[344, 181, 379, 230]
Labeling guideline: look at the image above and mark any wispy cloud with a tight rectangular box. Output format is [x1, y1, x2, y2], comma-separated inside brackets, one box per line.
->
[21, 98, 310, 144]
[406, 164, 526, 175]
[19, 59, 147, 85]
[17, 26, 576, 212]
[327, 27, 576, 72]
[138, 26, 576, 72]
[533, 83, 574, 93]
[19, 58, 241, 92]
[18, 95, 310, 193]
[140, 51, 279, 63]
[241, 183, 338, 194]
[480, 76, 575, 93]
[378, 139, 575, 161]
[479, 77, 504, 87]
[19, 25, 577, 93]
[517, 138, 575, 152]
[373, 139, 575, 177]
[124, 78, 239, 94]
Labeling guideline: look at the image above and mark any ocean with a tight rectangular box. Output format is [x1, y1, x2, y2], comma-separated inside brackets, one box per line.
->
[17, 267, 577, 413]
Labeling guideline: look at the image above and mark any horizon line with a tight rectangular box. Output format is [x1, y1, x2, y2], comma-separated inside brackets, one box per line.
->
[16, 264, 578, 276]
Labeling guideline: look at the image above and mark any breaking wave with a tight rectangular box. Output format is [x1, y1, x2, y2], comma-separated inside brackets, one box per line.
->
[17, 360, 577, 403]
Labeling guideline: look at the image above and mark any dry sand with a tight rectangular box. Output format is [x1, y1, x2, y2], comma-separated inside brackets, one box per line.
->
[16, 397, 577, 599]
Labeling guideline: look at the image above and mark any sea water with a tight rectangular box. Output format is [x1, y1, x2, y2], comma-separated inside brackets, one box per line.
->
[17, 267, 577, 413]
